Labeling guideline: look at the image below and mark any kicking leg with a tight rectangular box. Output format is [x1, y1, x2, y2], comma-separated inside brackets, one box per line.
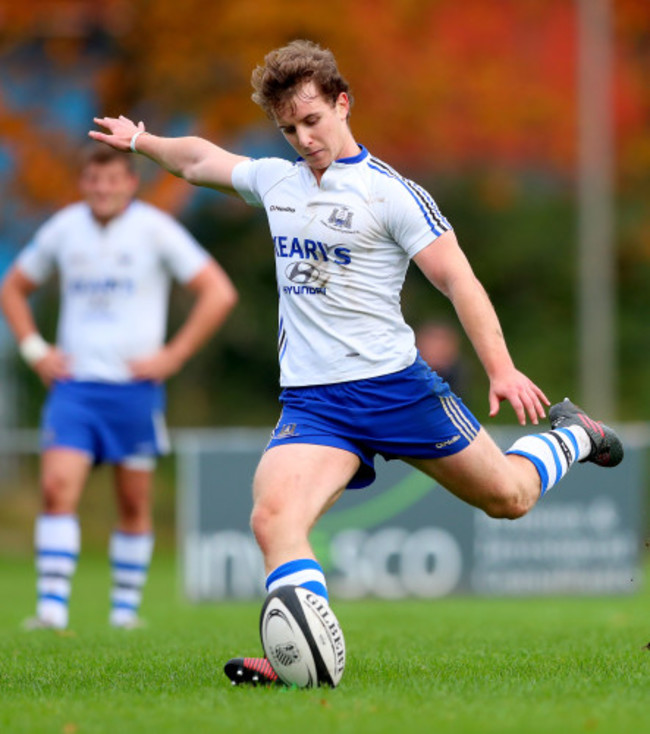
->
[405, 398, 623, 517]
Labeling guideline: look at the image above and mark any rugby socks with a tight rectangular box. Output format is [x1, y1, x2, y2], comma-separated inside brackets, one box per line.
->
[266, 558, 329, 602]
[109, 531, 154, 627]
[35, 514, 80, 629]
[506, 425, 591, 496]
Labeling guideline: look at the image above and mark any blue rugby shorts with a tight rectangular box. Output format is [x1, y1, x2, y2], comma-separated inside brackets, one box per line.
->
[266, 355, 480, 489]
[41, 380, 169, 466]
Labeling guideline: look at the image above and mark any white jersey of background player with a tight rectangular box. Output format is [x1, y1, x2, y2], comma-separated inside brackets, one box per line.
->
[0, 145, 237, 630]
[19, 198, 207, 382]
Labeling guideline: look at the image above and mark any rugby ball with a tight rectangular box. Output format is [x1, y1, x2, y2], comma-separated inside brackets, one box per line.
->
[259, 585, 346, 688]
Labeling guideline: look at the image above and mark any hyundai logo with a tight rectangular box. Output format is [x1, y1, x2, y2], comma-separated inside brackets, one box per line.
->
[285, 262, 321, 284]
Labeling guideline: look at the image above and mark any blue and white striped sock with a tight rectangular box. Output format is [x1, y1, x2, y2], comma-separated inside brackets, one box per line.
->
[109, 531, 154, 627]
[266, 558, 329, 602]
[35, 514, 80, 629]
[506, 426, 590, 496]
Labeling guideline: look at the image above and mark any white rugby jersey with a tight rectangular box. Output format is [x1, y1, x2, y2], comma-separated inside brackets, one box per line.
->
[232, 145, 452, 386]
[17, 200, 208, 382]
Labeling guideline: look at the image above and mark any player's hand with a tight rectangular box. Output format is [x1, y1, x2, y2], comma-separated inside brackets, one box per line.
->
[33, 347, 72, 386]
[488, 368, 550, 426]
[88, 115, 144, 151]
[128, 347, 184, 383]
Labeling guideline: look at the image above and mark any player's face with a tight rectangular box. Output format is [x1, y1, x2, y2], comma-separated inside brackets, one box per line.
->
[275, 82, 357, 177]
[80, 160, 138, 224]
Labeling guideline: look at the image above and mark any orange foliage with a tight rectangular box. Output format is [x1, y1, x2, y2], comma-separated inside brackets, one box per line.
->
[0, 0, 648, 213]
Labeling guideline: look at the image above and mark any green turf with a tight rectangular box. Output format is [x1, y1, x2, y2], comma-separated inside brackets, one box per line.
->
[1, 552, 649, 734]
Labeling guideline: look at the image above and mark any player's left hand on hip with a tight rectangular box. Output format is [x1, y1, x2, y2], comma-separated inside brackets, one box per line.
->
[128, 348, 183, 383]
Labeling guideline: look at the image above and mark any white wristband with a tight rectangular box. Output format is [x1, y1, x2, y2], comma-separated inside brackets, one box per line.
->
[130, 130, 147, 153]
[19, 333, 50, 366]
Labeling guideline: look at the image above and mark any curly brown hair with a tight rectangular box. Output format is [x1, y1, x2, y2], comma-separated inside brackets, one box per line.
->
[251, 39, 353, 120]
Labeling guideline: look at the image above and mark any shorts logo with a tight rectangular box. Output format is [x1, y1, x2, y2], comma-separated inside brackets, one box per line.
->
[274, 423, 297, 439]
[134, 441, 155, 455]
[285, 262, 321, 284]
[435, 435, 461, 449]
[41, 428, 57, 446]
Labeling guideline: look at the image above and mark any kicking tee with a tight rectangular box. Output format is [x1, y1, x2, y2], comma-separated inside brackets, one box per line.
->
[17, 200, 208, 382]
[232, 145, 452, 386]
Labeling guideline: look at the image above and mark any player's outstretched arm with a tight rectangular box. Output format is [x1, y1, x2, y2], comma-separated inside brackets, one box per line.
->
[89, 116, 248, 195]
[413, 231, 549, 426]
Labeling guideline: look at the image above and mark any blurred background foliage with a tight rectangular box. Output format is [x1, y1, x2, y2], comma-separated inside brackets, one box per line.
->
[1, 0, 649, 428]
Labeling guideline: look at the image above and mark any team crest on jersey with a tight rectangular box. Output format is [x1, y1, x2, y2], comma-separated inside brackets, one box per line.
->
[67, 252, 89, 267]
[117, 252, 133, 266]
[324, 206, 355, 231]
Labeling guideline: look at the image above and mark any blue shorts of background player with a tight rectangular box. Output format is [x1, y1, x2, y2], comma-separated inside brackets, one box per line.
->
[266, 355, 480, 489]
[41, 380, 169, 467]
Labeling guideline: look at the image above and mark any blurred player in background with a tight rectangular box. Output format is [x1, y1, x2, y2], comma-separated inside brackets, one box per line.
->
[89, 40, 623, 681]
[415, 319, 469, 396]
[0, 145, 238, 630]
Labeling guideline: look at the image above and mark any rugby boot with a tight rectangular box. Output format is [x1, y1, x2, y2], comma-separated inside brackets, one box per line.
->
[549, 398, 623, 467]
[224, 656, 282, 686]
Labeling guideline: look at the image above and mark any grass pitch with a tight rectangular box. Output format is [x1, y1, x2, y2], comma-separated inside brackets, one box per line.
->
[1, 552, 648, 734]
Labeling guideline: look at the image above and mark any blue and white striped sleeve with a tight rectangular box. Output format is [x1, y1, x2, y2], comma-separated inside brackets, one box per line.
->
[371, 159, 452, 257]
